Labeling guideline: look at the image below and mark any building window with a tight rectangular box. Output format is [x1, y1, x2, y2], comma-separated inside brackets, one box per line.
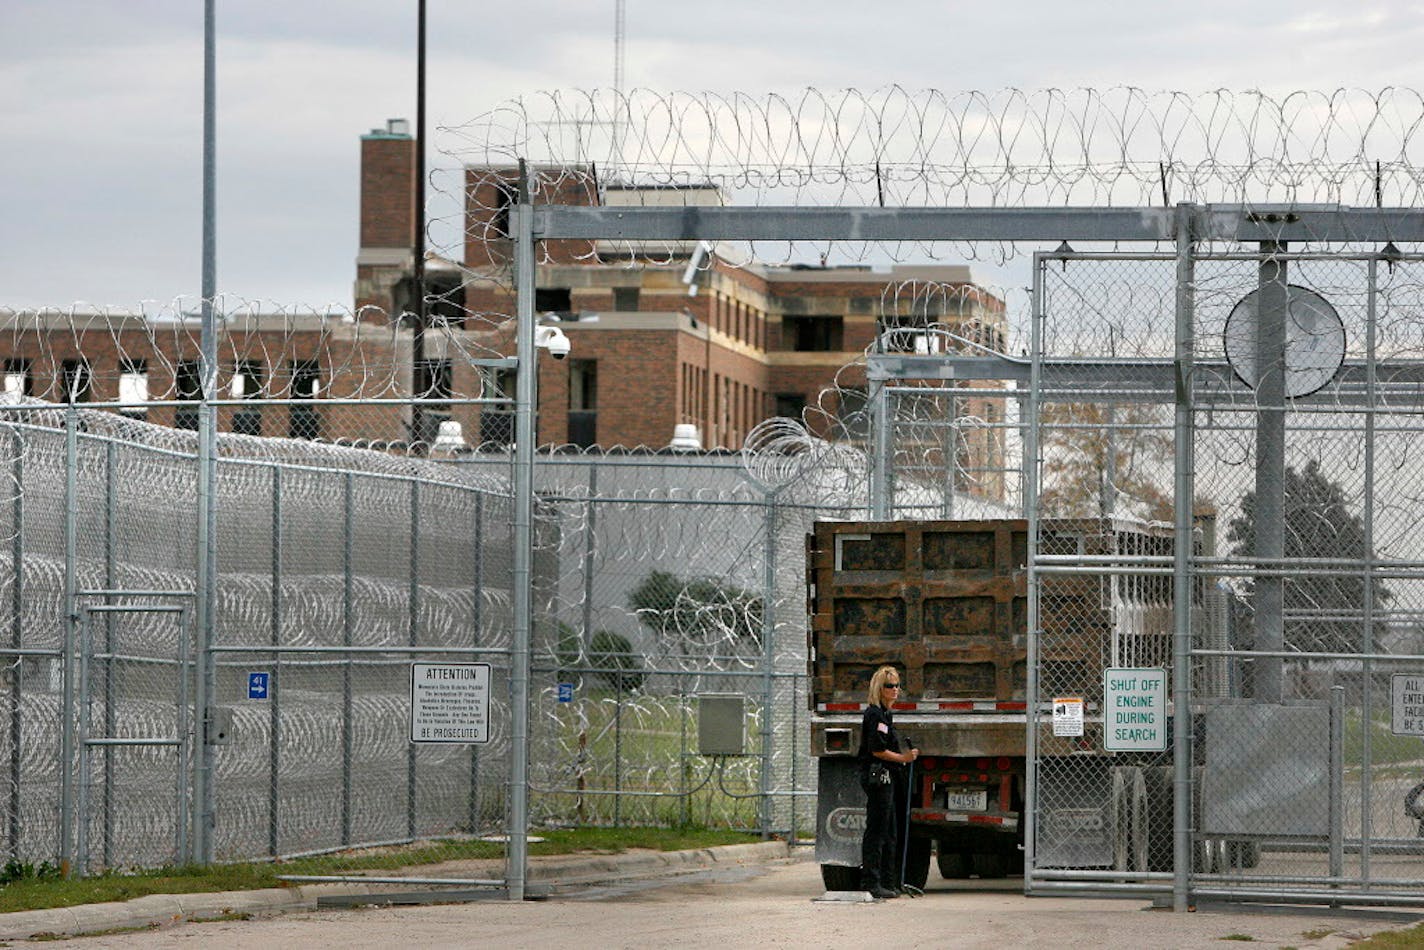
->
[479, 367, 515, 447]
[289, 360, 321, 440]
[232, 360, 263, 435]
[877, 317, 943, 354]
[174, 360, 202, 430]
[568, 359, 597, 449]
[427, 273, 466, 327]
[775, 392, 806, 422]
[3, 359, 32, 401]
[118, 358, 148, 419]
[491, 180, 516, 239]
[612, 286, 640, 312]
[784, 315, 843, 352]
[535, 288, 573, 317]
[61, 359, 92, 403]
[231, 360, 263, 399]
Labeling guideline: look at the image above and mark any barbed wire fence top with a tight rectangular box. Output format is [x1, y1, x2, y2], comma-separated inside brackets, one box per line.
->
[439, 87, 1424, 256]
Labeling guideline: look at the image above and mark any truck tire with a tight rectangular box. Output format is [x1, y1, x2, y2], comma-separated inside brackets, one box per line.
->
[936, 848, 970, 879]
[904, 837, 932, 890]
[821, 863, 861, 892]
[1143, 765, 1174, 873]
[971, 851, 1009, 879]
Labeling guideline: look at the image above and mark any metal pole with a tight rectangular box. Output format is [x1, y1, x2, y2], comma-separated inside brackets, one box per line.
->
[1254, 241, 1287, 703]
[508, 161, 537, 900]
[60, 403, 77, 874]
[1022, 254, 1044, 893]
[269, 465, 281, 857]
[1362, 257, 1378, 883]
[869, 377, 891, 519]
[614, 670, 623, 827]
[758, 494, 777, 837]
[76, 613, 91, 875]
[581, 466, 597, 657]
[408, 480, 420, 840]
[175, 605, 192, 864]
[342, 471, 354, 845]
[469, 494, 483, 834]
[102, 441, 116, 869]
[192, 0, 219, 867]
[7, 431, 22, 859]
[1329, 685, 1345, 884]
[410, 0, 429, 446]
[1172, 205, 1197, 912]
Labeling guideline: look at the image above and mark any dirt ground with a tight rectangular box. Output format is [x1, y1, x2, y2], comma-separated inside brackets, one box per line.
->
[43, 856, 1424, 950]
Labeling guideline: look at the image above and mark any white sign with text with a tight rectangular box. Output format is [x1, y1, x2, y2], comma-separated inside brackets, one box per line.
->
[410, 662, 491, 744]
[1103, 667, 1167, 752]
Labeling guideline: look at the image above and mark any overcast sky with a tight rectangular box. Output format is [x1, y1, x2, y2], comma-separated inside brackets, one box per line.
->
[2, 1, 1419, 310]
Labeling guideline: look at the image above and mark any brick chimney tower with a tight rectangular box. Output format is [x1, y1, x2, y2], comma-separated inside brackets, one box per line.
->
[355, 118, 415, 312]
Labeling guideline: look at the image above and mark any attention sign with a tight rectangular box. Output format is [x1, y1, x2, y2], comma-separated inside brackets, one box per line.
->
[1103, 667, 1167, 752]
[410, 662, 491, 744]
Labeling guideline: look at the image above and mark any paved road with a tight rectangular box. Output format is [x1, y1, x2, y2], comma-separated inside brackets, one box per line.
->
[55, 855, 1421, 950]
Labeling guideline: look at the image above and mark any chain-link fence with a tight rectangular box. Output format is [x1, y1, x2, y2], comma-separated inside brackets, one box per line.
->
[0, 388, 889, 882]
[1027, 248, 1424, 905]
[0, 399, 519, 878]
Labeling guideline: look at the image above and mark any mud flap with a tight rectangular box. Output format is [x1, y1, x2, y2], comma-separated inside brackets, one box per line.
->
[815, 757, 865, 871]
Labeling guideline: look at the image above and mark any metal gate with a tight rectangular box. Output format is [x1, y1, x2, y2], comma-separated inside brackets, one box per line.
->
[1026, 246, 1424, 906]
[73, 598, 195, 875]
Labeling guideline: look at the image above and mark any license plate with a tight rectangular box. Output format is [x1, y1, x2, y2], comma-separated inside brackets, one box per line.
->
[945, 788, 988, 811]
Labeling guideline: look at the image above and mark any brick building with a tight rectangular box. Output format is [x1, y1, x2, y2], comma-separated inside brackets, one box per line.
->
[359, 119, 1010, 499]
[0, 119, 1008, 504]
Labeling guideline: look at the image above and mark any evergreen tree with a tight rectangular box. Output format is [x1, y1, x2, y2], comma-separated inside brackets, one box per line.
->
[1227, 459, 1389, 655]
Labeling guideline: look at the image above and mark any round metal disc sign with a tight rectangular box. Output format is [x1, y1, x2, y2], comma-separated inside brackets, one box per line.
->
[1223, 284, 1346, 398]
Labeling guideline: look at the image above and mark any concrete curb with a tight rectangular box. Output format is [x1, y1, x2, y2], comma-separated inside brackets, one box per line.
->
[0, 840, 791, 940]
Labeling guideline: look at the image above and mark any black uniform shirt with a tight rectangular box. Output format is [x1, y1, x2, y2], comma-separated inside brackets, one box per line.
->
[859, 702, 901, 765]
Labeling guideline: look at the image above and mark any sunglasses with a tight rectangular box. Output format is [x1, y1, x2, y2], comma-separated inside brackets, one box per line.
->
[883, 682, 901, 689]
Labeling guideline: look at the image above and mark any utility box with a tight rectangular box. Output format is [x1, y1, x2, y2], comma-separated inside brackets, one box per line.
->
[698, 693, 746, 755]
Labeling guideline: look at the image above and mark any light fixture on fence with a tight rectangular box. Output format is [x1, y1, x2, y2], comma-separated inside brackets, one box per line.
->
[431, 419, 469, 454]
[669, 424, 702, 452]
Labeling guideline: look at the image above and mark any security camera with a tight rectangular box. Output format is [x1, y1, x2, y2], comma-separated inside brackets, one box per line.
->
[535, 325, 571, 360]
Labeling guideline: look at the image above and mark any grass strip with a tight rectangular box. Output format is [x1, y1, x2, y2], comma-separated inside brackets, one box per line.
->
[0, 827, 760, 915]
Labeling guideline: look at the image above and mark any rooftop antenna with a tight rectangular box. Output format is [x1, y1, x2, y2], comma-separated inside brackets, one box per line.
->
[613, 0, 626, 156]
[614, 0, 626, 97]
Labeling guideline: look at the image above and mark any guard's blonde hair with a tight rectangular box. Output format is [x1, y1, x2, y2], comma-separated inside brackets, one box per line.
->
[866, 666, 900, 707]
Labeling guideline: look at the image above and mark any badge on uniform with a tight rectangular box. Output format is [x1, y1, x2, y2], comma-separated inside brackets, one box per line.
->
[877, 722, 889, 733]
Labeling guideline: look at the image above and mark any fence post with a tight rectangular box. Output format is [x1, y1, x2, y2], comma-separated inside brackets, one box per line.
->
[7, 430, 22, 859]
[60, 403, 77, 874]
[469, 494, 483, 834]
[269, 465, 281, 857]
[508, 161, 536, 899]
[1253, 241, 1288, 702]
[1022, 254, 1045, 894]
[1172, 204, 1197, 912]
[758, 492, 777, 837]
[1361, 256, 1378, 885]
[408, 480, 420, 841]
[869, 375, 890, 519]
[342, 472, 354, 845]
[103, 440, 116, 868]
[1329, 684, 1345, 885]
[580, 465, 597, 656]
